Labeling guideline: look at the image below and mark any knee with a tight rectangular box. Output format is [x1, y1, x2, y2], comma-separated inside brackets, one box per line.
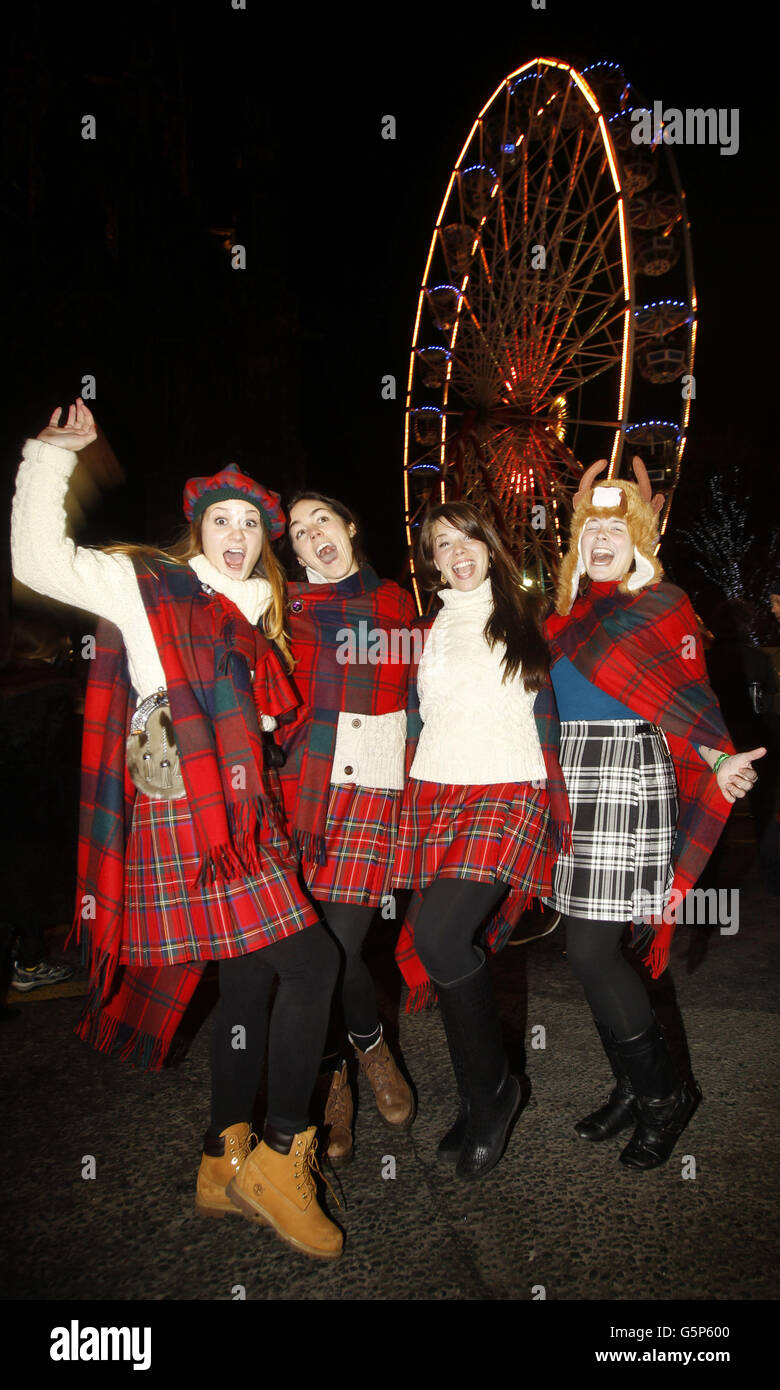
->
[306, 926, 341, 990]
[565, 915, 622, 984]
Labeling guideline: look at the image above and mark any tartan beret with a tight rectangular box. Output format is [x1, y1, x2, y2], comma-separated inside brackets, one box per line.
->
[182, 464, 285, 538]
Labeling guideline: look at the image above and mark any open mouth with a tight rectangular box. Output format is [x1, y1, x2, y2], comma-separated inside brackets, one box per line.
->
[223, 549, 246, 572]
[452, 560, 477, 579]
[589, 548, 615, 566]
[315, 543, 338, 565]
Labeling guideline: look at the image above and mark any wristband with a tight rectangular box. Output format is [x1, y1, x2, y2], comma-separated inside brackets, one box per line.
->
[712, 752, 730, 776]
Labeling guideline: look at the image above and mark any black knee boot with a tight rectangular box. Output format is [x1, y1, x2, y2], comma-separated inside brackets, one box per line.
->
[436, 957, 521, 1180]
[575, 1020, 638, 1141]
[435, 1006, 469, 1165]
[616, 1021, 700, 1170]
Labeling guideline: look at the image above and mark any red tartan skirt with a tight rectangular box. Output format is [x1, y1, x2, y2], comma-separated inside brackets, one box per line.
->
[393, 778, 552, 895]
[121, 793, 320, 966]
[304, 784, 401, 906]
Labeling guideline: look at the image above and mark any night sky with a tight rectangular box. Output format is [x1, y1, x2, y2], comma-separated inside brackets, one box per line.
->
[2, 0, 774, 637]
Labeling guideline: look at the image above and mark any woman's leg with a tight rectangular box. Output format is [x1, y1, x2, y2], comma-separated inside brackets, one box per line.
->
[319, 900, 413, 1147]
[564, 915, 653, 1039]
[208, 951, 276, 1137]
[564, 915, 698, 1165]
[226, 924, 345, 1258]
[414, 877, 520, 1179]
[199, 925, 339, 1222]
[413, 877, 507, 985]
[263, 923, 341, 1131]
[318, 901, 380, 1045]
[197, 948, 278, 1219]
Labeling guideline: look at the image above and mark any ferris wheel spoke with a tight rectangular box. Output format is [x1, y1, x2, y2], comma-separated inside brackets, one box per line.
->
[405, 57, 694, 606]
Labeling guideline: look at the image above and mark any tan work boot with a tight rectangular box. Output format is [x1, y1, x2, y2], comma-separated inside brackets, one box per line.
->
[324, 1061, 354, 1165]
[227, 1125, 343, 1260]
[352, 1028, 415, 1130]
[195, 1122, 254, 1218]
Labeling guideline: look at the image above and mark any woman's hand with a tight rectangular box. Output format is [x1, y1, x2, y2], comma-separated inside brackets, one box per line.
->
[36, 398, 97, 452]
[715, 747, 766, 803]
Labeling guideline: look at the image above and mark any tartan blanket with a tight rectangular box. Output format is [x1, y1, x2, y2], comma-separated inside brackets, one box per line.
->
[546, 579, 735, 973]
[394, 612, 572, 1010]
[280, 566, 415, 861]
[71, 558, 300, 1069]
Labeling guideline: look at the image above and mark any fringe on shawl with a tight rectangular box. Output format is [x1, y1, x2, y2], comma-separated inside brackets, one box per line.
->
[404, 978, 438, 1014]
[629, 914, 677, 979]
[74, 1003, 168, 1071]
[294, 827, 327, 865]
[192, 796, 283, 886]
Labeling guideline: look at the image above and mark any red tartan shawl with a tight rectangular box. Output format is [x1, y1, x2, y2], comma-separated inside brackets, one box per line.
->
[71, 557, 300, 1069]
[279, 566, 415, 862]
[394, 610, 572, 1010]
[546, 579, 735, 973]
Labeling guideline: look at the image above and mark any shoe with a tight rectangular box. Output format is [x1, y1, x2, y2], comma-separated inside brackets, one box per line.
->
[508, 907, 561, 946]
[620, 1083, 701, 1170]
[12, 959, 75, 992]
[352, 1028, 415, 1130]
[575, 1021, 638, 1141]
[195, 1122, 254, 1217]
[228, 1124, 343, 1259]
[616, 1020, 701, 1170]
[436, 956, 522, 1180]
[323, 1061, 354, 1165]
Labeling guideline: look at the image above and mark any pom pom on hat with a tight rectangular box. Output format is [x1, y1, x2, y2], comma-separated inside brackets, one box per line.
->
[183, 464, 285, 538]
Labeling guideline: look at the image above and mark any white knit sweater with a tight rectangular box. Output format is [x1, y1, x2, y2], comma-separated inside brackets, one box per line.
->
[410, 578, 546, 785]
[11, 440, 275, 710]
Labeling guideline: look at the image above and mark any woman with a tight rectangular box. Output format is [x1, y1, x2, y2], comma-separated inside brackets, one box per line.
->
[11, 399, 342, 1259]
[545, 457, 765, 1169]
[281, 492, 415, 1163]
[392, 501, 571, 1181]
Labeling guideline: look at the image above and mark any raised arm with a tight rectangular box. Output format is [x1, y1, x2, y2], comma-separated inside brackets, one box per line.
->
[11, 398, 138, 623]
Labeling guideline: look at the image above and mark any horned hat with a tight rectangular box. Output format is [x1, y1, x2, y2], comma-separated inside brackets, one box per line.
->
[555, 456, 665, 616]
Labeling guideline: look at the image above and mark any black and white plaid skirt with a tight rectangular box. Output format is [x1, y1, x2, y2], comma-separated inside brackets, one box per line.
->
[546, 720, 678, 921]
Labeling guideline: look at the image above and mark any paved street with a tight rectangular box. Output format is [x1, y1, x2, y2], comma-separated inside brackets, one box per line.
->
[2, 806, 777, 1324]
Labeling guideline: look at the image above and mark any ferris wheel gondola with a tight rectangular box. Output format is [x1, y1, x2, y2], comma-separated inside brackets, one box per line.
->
[402, 57, 696, 610]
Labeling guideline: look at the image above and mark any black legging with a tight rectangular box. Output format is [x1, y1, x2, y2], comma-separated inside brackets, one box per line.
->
[412, 877, 508, 985]
[209, 922, 339, 1135]
[564, 914, 654, 1038]
[318, 900, 380, 1040]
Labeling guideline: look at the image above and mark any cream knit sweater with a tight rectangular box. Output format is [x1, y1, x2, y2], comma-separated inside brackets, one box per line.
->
[11, 440, 274, 707]
[410, 578, 546, 785]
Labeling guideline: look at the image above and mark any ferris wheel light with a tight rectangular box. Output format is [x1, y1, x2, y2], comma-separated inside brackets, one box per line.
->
[404, 55, 693, 608]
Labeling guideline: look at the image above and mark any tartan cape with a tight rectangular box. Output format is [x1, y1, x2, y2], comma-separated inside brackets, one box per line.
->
[394, 611, 572, 1010]
[279, 567, 415, 862]
[72, 558, 300, 1069]
[546, 579, 735, 974]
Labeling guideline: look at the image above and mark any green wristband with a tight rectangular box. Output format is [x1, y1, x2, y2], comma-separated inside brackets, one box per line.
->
[712, 752, 730, 776]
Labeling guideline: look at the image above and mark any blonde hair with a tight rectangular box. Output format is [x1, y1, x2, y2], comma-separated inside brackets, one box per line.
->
[554, 479, 664, 616]
[105, 522, 295, 670]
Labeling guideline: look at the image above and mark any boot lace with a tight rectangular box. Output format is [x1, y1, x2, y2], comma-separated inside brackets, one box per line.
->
[293, 1133, 341, 1210]
[229, 1129, 258, 1170]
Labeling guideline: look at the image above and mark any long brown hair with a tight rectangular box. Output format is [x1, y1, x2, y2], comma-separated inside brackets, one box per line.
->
[105, 519, 294, 670]
[416, 502, 549, 691]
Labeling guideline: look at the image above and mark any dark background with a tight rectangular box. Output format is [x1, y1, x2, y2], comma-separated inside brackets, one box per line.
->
[1, 0, 775, 639]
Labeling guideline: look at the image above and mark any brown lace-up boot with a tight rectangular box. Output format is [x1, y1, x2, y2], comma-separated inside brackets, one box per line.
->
[352, 1028, 415, 1130]
[195, 1122, 254, 1217]
[228, 1124, 343, 1259]
[324, 1061, 354, 1164]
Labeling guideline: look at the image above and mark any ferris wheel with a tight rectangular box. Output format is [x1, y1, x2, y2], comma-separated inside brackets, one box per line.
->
[402, 57, 697, 610]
